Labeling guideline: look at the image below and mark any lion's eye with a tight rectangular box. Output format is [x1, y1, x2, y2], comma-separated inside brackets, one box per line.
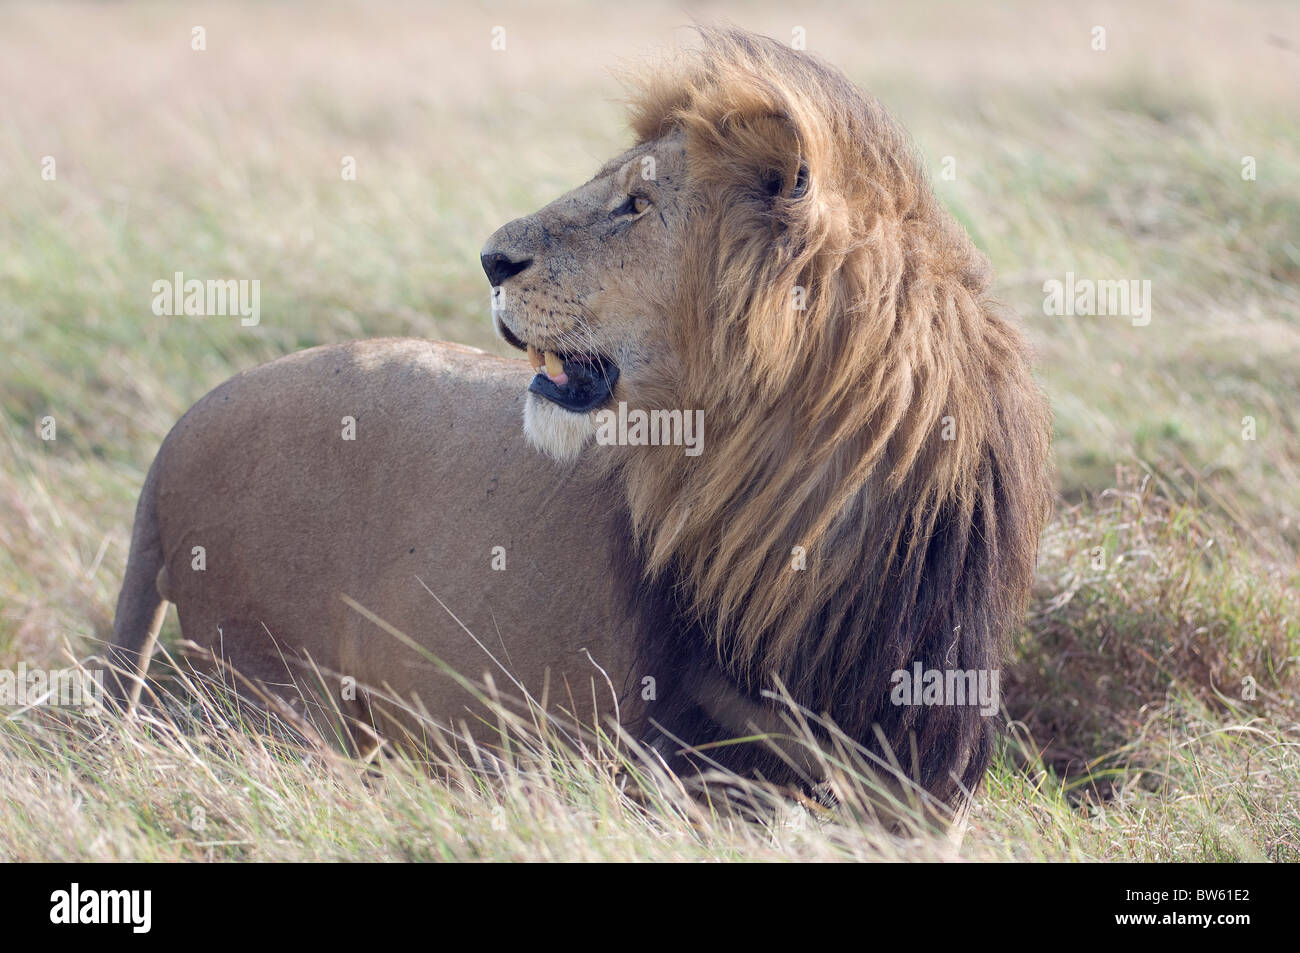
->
[616, 194, 651, 217]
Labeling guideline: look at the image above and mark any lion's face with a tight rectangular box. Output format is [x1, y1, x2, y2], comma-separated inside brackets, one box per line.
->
[481, 132, 690, 461]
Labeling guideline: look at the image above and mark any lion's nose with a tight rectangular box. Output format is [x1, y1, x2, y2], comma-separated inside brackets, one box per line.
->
[480, 251, 533, 287]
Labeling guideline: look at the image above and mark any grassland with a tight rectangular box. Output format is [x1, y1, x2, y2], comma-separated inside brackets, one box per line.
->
[1, 0, 1297, 861]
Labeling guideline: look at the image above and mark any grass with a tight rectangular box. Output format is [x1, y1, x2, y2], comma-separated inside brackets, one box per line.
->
[1, 0, 1298, 861]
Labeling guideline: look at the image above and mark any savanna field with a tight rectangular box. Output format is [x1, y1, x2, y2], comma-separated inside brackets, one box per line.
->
[1, 0, 1297, 861]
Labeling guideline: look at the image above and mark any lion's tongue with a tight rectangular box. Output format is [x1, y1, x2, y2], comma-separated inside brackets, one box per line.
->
[527, 345, 569, 386]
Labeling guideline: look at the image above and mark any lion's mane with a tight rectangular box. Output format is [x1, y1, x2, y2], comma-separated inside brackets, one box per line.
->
[611, 30, 1053, 807]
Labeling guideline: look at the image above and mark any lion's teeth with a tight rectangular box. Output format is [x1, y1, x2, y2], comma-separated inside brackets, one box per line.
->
[544, 351, 564, 378]
[527, 344, 544, 372]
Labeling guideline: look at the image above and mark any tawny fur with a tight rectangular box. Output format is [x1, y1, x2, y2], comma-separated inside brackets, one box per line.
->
[606, 30, 1054, 805]
[109, 29, 1052, 810]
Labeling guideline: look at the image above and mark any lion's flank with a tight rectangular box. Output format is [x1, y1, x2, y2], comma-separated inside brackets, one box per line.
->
[615, 29, 1054, 806]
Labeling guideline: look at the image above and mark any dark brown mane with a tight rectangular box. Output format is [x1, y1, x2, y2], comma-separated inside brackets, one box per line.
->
[612, 28, 1054, 807]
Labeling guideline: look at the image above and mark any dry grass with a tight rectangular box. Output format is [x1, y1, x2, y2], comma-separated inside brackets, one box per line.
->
[2, 0, 1298, 861]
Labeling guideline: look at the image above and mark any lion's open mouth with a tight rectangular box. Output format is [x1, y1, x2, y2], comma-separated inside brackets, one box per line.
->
[526, 345, 620, 413]
[497, 320, 620, 413]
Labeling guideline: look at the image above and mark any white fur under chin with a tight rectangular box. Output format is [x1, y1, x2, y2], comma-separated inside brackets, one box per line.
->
[523, 393, 597, 462]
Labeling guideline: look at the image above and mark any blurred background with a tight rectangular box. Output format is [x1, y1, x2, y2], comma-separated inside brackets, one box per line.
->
[1, 1, 1297, 827]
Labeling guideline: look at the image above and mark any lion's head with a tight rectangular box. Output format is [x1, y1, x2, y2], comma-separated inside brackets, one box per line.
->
[481, 125, 692, 462]
[482, 29, 1053, 807]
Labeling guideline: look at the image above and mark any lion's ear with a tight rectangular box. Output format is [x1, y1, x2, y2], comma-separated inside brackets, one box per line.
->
[761, 160, 810, 200]
[791, 161, 810, 198]
[732, 110, 809, 202]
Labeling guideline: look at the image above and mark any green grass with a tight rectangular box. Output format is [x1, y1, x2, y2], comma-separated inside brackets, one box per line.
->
[1, 0, 1297, 861]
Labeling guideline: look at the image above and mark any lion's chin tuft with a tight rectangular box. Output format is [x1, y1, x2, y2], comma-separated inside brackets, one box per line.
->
[523, 392, 598, 462]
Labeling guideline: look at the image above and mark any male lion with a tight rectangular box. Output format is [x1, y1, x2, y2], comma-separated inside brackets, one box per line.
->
[108, 29, 1052, 809]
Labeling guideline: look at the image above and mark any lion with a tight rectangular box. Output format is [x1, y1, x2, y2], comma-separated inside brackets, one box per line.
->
[107, 28, 1052, 810]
